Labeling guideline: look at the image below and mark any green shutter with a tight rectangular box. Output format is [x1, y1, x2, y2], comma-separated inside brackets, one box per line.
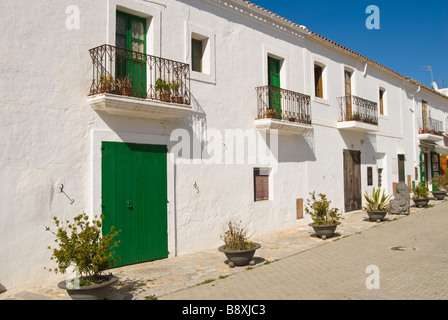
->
[116, 11, 147, 98]
[268, 57, 281, 119]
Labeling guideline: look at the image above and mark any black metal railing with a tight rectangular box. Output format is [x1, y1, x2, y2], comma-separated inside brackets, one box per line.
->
[337, 95, 378, 125]
[89, 44, 191, 105]
[256, 85, 312, 125]
[418, 117, 443, 134]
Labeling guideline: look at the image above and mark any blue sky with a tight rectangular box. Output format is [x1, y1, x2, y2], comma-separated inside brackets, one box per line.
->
[251, 0, 448, 89]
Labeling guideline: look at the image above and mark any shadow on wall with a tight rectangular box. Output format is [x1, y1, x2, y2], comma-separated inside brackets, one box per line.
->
[0, 283, 6, 294]
[339, 131, 377, 165]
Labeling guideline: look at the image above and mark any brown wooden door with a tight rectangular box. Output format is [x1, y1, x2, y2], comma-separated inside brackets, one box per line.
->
[343, 149, 362, 212]
[344, 71, 352, 120]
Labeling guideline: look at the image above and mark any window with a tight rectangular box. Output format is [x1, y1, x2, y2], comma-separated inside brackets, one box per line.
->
[367, 167, 373, 186]
[398, 154, 405, 182]
[379, 88, 385, 115]
[191, 38, 203, 73]
[314, 64, 324, 98]
[254, 168, 269, 201]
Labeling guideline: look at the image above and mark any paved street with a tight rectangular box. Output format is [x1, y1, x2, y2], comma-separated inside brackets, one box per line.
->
[160, 201, 448, 300]
[1, 200, 447, 301]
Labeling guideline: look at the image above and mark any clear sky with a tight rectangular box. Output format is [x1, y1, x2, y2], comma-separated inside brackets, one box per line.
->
[251, 0, 448, 89]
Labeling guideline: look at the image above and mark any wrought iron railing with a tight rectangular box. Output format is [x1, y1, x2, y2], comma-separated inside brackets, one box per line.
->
[337, 95, 378, 125]
[255, 85, 312, 125]
[89, 44, 191, 105]
[418, 117, 443, 134]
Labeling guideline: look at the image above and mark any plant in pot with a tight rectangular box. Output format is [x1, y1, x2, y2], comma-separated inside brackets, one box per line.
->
[45, 213, 121, 300]
[412, 182, 430, 207]
[218, 220, 261, 268]
[99, 75, 115, 93]
[431, 175, 447, 200]
[116, 75, 133, 96]
[170, 80, 184, 104]
[305, 192, 342, 240]
[363, 188, 392, 222]
[155, 78, 171, 102]
[265, 109, 277, 119]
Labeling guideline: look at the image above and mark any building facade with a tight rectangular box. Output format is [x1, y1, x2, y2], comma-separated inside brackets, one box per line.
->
[1, 0, 447, 289]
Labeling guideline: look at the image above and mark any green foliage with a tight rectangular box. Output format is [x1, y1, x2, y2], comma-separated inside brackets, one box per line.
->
[45, 213, 120, 285]
[305, 192, 341, 226]
[220, 221, 255, 251]
[431, 173, 448, 191]
[155, 78, 171, 92]
[363, 188, 391, 212]
[412, 182, 429, 199]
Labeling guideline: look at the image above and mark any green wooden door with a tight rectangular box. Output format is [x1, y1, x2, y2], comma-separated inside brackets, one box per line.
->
[268, 57, 282, 119]
[116, 12, 147, 98]
[101, 142, 168, 267]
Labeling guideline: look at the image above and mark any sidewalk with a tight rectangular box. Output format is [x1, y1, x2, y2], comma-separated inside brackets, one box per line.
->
[0, 201, 441, 300]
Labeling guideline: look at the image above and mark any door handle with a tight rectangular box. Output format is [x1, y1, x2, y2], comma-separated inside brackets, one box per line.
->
[126, 200, 133, 209]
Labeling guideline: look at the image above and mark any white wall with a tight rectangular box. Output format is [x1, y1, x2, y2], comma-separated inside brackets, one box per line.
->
[1, 0, 448, 289]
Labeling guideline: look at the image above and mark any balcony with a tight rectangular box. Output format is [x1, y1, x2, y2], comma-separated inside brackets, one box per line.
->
[337, 95, 379, 133]
[254, 85, 312, 135]
[418, 118, 444, 143]
[87, 44, 191, 119]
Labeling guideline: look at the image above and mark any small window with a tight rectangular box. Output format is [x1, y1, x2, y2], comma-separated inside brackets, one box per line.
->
[314, 64, 324, 98]
[191, 38, 203, 72]
[254, 168, 269, 201]
[367, 167, 373, 186]
[379, 88, 385, 115]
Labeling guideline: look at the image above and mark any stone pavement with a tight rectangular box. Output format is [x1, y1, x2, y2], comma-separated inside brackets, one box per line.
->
[1, 200, 446, 300]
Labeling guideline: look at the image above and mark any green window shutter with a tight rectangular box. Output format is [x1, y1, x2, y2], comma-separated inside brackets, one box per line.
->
[268, 57, 281, 119]
[116, 11, 147, 98]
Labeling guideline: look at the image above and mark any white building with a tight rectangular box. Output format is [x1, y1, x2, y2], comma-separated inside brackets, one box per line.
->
[1, 0, 447, 289]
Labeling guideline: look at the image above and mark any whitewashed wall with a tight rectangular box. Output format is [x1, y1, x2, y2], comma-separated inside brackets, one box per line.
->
[1, 0, 447, 289]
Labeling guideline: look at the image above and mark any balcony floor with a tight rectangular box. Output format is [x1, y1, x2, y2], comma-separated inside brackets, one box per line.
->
[254, 118, 312, 135]
[337, 120, 379, 133]
[87, 93, 191, 120]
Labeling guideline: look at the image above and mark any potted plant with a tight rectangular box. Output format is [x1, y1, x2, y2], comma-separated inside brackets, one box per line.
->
[99, 75, 114, 93]
[45, 213, 121, 300]
[305, 192, 342, 240]
[431, 175, 447, 200]
[116, 75, 133, 96]
[155, 78, 171, 102]
[265, 109, 277, 119]
[218, 220, 261, 268]
[412, 182, 430, 207]
[170, 80, 184, 104]
[363, 188, 392, 222]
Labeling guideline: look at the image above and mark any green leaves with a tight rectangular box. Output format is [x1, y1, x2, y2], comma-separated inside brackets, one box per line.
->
[305, 192, 341, 226]
[45, 213, 120, 284]
[413, 182, 429, 199]
[363, 188, 391, 211]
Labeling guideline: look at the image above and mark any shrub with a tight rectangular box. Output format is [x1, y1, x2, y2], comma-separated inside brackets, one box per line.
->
[412, 182, 429, 199]
[45, 213, 120, 285]
[220, 221, 255, 251]
[305, 192, 341, 226]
